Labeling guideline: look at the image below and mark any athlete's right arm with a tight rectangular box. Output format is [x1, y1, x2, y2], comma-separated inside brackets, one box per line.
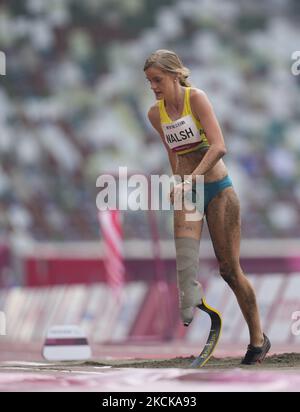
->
[147, 105, 178, 174]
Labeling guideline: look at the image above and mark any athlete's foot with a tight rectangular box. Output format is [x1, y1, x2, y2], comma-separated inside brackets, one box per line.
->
[241, 333, 271, 365]
[250, 335, 265, 347]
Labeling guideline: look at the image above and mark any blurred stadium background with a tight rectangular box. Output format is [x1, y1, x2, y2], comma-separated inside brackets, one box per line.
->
[0, 0, 300, 358]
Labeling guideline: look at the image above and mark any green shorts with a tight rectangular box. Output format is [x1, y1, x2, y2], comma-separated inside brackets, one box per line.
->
[190, 175, 233, 213]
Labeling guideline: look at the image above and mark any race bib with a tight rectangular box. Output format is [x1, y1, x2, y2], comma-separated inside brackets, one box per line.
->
[162, 114, 202, 151]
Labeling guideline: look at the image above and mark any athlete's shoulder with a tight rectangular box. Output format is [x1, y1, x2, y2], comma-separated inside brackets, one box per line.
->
[190, 88, 213, 113]
[190, 87, 209, 103]
[147, 102, 160, 126]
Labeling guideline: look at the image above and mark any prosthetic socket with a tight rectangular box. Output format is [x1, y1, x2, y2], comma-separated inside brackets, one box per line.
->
[175, 237, 204, 326]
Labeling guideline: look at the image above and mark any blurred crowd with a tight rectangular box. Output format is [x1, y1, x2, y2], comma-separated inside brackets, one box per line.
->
[0, 0, 300, 242]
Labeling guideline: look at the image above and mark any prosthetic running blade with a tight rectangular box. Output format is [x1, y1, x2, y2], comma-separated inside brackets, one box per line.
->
[190, 298, 222, 368]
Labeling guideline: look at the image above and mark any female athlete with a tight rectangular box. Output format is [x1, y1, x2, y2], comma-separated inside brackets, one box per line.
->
[144, 49, 270, 365]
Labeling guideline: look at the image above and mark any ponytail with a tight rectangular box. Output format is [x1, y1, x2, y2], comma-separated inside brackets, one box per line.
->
[176, 67, 191, 87]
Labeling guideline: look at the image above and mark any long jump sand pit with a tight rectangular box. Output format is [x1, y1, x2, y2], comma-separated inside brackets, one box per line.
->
[83, 352, 300, 369]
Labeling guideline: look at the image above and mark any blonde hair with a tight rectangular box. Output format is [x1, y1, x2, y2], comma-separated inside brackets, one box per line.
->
[144, 49, 191, 87]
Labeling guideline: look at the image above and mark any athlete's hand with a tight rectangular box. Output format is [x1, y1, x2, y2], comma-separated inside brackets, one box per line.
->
[170, 181, 193, 206]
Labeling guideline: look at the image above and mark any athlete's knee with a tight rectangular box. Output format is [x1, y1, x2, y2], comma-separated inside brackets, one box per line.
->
[174, 219, 196, 232]
[219, 261, 241, 288]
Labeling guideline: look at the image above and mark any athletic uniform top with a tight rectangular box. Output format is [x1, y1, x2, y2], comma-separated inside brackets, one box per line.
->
[158, 87, 210, 155]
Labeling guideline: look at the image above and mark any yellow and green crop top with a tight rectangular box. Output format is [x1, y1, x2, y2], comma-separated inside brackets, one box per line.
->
[158, 87, 210, 155]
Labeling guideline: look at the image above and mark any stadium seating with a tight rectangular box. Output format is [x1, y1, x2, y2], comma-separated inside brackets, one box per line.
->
[0, 0, 299, 241]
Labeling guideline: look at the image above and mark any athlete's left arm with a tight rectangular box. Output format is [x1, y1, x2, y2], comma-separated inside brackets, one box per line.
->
[189, 90, 227, 180]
